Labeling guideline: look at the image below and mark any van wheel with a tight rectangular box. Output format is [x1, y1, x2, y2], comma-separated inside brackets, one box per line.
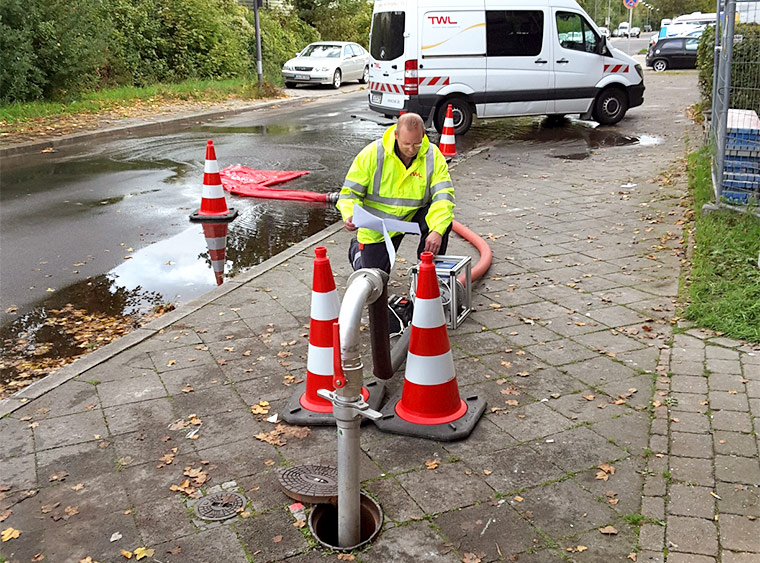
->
[593, 88, 628, 125]
[652, 59, 668, 72]
[434, 98, 473, 135]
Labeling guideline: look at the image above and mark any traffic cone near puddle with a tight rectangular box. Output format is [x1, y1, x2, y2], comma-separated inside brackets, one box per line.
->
[189, 140, 238, 222]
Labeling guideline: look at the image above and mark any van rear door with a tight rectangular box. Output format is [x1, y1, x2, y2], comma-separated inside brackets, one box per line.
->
[369, 9, 407, 113]
[551, 10, 604, 114]
[483, 5, 551, 117]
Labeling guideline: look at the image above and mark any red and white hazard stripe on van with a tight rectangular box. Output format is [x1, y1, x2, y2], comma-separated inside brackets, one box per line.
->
[604, 64, 629, 73]
[419, 76, 450, 87]
[370, 81, 404, 93]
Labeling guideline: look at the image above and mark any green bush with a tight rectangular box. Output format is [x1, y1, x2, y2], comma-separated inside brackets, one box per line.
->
[0, 0, 108, 102]
[294, 0, 372, 47]
[0, 0, 358, 103]
[256, 8, 321, 83]
[698, 23, 760, 110]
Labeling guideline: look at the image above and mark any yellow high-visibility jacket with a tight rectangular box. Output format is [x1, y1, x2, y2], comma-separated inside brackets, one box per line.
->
[336, 124, 455, 245]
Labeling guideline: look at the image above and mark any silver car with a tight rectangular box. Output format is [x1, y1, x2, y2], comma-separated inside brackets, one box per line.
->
[282, 42, 370, 89]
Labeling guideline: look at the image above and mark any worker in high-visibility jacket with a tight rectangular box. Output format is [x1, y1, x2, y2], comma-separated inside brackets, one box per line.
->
[337, 113, 455, 273]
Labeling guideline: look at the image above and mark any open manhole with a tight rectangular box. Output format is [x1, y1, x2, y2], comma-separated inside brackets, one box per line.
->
[278, 464, 338, 504]
[309, 493, 383, 551]
[194, 492, 246, 521]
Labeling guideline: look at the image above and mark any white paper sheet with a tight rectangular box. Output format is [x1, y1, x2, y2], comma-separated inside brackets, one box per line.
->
[352, 205, 420, 268]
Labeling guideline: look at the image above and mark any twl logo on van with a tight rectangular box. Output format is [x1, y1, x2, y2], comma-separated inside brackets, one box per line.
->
[428, 15, 458, 25]
[380, 48, 386, 58]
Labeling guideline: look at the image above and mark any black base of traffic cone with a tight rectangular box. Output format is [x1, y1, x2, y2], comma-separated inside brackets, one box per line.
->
[189, 207, 238, 222]
[280, 380, 386, 426]
[373, 391, 486, 441]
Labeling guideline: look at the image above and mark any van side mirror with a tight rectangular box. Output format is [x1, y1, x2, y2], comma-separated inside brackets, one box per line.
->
[597, 39, 610, 56]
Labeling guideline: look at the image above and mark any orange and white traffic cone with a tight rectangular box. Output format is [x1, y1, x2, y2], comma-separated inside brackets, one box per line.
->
[438, 104, 457, 158]
[189, 140, 238, 222]
[375, 252, 484, 440]
[201, 222, 228, 285]
[282, 247, 384, 425]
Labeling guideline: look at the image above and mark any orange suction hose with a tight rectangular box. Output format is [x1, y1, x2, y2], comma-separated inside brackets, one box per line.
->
[452, 220, 492, 283]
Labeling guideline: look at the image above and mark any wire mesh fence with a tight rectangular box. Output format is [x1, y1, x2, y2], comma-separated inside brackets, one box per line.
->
[709, 0, 760, 214]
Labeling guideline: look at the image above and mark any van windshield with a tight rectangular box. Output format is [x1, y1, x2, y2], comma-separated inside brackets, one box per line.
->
[371, 11, 405, 61]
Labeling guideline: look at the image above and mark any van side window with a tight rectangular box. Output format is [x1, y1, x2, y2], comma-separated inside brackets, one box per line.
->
[370, 11, 405, 61]
[486, 11, 544, 56]
[556, 12, 599, 54]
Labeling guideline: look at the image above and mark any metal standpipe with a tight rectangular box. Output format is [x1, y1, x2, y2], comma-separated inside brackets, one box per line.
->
[316, 268, 387, 548]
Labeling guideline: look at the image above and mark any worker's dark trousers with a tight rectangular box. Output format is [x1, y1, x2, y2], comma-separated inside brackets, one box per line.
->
[348, 207, 452, 274]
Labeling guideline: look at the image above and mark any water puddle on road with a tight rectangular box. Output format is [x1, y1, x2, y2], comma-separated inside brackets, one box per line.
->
[0, 201, 339, 397]
[471, 116, 661, 160]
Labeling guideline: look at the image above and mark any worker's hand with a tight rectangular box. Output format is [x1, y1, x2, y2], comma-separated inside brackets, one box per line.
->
[344, 216, 357, 231]
[424, 231, 443, 255]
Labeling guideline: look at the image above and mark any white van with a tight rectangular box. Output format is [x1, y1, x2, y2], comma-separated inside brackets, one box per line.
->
[616, 21, 630, 36]
[368, 0, 645, 134]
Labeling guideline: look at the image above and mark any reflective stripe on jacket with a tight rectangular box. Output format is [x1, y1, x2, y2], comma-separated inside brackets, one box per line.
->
[336, 124, 455, 245]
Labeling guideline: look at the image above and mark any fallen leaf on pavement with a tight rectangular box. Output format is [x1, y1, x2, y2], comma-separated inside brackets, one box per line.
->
[133, 547, 154, 560]
[462, 553, 482, 563]
[110, 532, 122, 542]
[628, 553, 637, 561]
[599, 525, 618, 535]
[49, 470, 69, 482]
[167, 546, 182, 555]
[71, 483, 85, 491]
[1, 527, 21, 541]
[250, 401, 270, 415]
[120, 549, 132, 559]
[0, 510, 11, 522]
[425, 459, 440, 470]
[273, 535, 283, 543]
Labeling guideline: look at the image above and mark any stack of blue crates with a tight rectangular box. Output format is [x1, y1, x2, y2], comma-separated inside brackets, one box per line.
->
[723, 109, 760, 204]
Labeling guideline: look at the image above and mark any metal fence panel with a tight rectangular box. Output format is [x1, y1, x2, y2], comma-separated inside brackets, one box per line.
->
[709, 0, 760, 213]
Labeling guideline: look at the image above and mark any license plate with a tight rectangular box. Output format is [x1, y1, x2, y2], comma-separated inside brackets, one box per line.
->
[371, 92, 382, 104]
[295, 74, 309, 80]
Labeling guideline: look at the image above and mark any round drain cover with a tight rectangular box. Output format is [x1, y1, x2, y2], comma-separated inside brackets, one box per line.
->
[194, 492, 246, 521]
[278, 464, 338, 504]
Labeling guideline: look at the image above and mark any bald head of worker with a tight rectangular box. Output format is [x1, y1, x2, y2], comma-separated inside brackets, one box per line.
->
[395, 113, 426, 162]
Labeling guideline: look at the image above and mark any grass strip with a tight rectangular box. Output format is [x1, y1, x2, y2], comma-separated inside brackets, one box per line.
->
[0, 77, 277, 125]
[684, 146, 760, 342]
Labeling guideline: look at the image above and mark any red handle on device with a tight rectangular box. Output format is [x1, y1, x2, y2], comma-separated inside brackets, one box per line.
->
[332, 322, 346, 389]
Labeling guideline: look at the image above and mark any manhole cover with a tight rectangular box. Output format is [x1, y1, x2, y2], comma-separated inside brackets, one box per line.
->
[194, 492, 246, 521]
[278, 464, 338, 504]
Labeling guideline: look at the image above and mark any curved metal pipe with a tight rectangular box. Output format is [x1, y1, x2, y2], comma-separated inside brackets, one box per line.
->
[333, 268, 386, 548]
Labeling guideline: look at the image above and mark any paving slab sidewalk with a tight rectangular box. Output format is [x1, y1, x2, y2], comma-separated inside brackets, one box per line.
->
[2, 70, 759, 563]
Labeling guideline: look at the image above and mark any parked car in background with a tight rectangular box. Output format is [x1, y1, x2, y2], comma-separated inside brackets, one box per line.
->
[630, 26, 641, 37]
[282, 42, 370, 89]
[598, 26, 610, 37]
[617, 21, 630, 36]
[646, 37, 700, 71]
[643, 24, 652, 32]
